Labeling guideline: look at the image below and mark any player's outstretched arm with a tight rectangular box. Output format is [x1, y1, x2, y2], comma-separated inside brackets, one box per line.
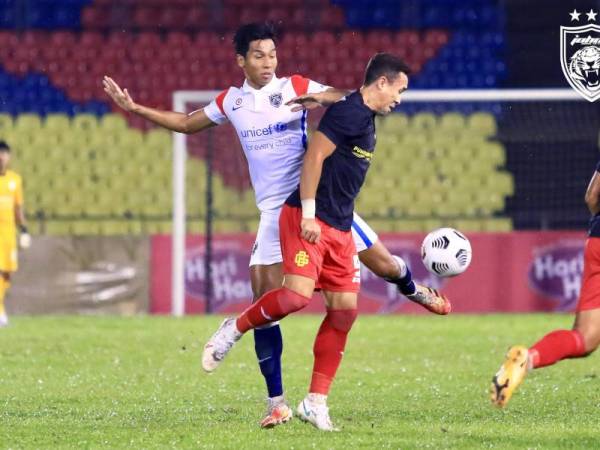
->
[299, 131, 336, 243]
[102, 76, 217, 134]
[286, 88, 351, 112]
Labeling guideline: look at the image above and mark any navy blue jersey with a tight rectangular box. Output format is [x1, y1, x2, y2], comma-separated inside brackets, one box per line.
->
[589, 161, 600, 237]
[286, 91, 376, 230]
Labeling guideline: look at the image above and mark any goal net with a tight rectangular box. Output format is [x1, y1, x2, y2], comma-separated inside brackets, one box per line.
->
[171, 88, 598, 315]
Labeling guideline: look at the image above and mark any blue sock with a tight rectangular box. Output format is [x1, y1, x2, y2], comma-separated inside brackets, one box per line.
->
[253, 324, 283, 398]
[386, 266, 416, 296]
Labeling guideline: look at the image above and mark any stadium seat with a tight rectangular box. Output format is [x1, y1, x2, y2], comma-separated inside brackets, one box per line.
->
[467, 112, 497, 136]
[0, 113, 13, 132]
[481, 217, 513, 232]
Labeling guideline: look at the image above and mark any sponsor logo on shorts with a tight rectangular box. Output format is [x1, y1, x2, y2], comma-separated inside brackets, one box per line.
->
[294, 250, 309, 267]
[251, 241, 258, 255]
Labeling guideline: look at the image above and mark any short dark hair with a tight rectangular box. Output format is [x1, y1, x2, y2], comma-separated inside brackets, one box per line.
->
[233, 22, 278, 57]
[0, 140, 9, 152]
[364, 53, 411, 86]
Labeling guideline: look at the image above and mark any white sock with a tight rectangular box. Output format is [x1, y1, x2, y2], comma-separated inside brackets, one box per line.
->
[308, 393, 327, 405]
[269, 394, 285, 405]
[393, 255, 408, 278]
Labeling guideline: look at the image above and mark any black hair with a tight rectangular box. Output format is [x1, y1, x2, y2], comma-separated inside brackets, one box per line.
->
[233, 22, 278, 57]
[0, 140, 9, 152]
[364, 53, 411, 86]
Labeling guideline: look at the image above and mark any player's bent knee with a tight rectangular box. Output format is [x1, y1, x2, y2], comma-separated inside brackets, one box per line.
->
[583, 329, 600, 354]
[277, 287, 311, 314]
[574, 324, 600, 354]
[327, 309, 358, 332]
[282, 274, 315, 298]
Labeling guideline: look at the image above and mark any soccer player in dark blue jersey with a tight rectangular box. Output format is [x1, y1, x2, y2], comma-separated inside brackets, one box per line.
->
[491, 162, 600, 408]
[202, 53, 429, 431]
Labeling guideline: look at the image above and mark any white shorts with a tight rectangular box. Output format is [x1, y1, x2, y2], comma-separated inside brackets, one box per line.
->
[249, 209, 378, 267]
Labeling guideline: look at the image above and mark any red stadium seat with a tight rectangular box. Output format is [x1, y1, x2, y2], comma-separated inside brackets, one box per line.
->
[339, 30, 365, 47]
[182, 7, 208, 29]
[424, 29, 449, 47]
[107, 32, 133, 48]
[193, 32, 222, 48]
[80, 31, 104, 48]
[266, 8, 291, 24]
[81, 6, 110, 30]
[50, 32, 76, 47]
[135, 32, 163, 47]
[158, 7, 187, 29]
[311, 31, 335, 46]
[365, 31, 394, 48]
[395, 31, 420, 47]
[166, 32, 192, 47]
[319, 6, 346, 28]
[133, 7, 161, 29]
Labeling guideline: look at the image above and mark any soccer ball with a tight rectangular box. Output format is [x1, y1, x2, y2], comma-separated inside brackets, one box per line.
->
[421, 227, 472, 277]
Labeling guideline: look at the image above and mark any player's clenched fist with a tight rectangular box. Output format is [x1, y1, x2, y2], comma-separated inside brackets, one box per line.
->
[300, 218, 321, 244]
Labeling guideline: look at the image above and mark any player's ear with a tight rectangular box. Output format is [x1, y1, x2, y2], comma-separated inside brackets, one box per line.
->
[376, 76, 387, 90]
[236, 54, 245, 69]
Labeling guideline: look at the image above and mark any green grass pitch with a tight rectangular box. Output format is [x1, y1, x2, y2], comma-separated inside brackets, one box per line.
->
[1, 314, 598, 449]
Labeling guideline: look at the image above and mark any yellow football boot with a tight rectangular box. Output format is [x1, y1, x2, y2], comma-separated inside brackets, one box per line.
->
[491, 345, 529, 407]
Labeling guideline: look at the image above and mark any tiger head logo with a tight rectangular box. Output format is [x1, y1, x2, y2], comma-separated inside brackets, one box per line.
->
[569, 46, 600, 91]
[561, 23, 600, 102]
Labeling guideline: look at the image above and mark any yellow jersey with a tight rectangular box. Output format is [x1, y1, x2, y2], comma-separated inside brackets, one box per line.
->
[0, 170, 23, 230]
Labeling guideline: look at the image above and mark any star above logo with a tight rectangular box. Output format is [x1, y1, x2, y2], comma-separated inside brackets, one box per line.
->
[570, 9, 581, 21]
[587, 9, 597, 21]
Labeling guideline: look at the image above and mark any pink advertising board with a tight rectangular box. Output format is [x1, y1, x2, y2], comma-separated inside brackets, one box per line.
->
[150, 231, 587, 314]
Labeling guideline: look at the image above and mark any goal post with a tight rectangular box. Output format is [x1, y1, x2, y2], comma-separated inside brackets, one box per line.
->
[170, 88, 591, 316]
[172, 90, 218, 317]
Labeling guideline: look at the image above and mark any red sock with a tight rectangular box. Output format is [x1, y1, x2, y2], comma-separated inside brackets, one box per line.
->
[310, 309, 358, 395]
[529, 329, 587, 369]
[236, 287, 310, 333]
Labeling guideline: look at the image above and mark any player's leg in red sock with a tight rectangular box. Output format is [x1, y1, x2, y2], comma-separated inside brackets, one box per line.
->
[530, 303, 600, 369]
[237, 276, 314, 333]
[529, 238, 600, 368]
[528, 329, 586, 368]
[309, 308, 358, 395]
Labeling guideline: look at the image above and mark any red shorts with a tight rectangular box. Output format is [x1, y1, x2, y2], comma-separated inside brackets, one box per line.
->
[279, 204, 360, 293]
[577, 238, 600, 312]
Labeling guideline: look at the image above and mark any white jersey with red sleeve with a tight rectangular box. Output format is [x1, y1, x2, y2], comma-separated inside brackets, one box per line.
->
[203, 74, 329, 212]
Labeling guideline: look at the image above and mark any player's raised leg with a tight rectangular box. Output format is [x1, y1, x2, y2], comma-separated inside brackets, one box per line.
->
[491, 308, 600, 407]
[353, 214, 450, 315]
[491, 236, 600, 407]
[202, 273, 314, 373]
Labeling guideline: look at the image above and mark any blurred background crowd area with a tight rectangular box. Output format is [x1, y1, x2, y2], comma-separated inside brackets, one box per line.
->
[0, 0, 598, 236]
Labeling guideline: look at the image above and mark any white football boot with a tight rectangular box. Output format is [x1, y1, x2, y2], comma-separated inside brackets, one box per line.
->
[0, 312, 8, 328]
[297, 397, 338, 431]
[201, 318, 242, 372]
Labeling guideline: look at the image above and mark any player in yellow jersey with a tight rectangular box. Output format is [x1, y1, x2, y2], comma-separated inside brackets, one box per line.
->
[0, 141, 30, 327]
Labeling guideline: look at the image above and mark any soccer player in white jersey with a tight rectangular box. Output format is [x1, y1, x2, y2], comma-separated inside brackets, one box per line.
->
[103, 22, 450, 429]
